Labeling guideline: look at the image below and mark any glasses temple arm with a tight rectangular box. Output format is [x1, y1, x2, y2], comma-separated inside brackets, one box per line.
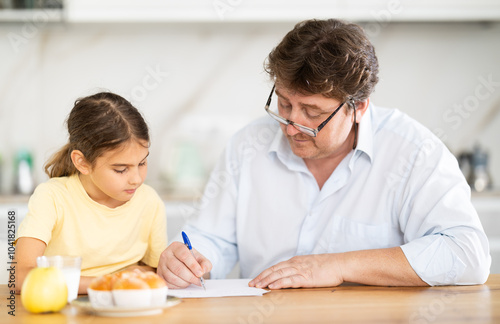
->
[265, 85, 276, 109]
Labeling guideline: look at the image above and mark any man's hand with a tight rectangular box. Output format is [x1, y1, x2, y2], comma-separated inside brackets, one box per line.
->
[248, 254, 344, 289]
[249, 248, 427, 289]
[157, 242, 212, 289]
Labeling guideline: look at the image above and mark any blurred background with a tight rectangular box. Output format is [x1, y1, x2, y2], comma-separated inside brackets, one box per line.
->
[1, 0, 500, 281]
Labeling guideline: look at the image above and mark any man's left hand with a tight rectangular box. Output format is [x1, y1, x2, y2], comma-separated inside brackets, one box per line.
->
[248, 254, 344, 289]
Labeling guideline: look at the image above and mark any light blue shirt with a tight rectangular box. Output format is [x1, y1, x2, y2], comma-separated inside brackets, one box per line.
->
[180, 104, 491, 286]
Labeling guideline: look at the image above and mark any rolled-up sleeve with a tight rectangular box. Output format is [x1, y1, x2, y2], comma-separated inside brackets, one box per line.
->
[398, 142, 491, 286]
[401, 231, 489, 285]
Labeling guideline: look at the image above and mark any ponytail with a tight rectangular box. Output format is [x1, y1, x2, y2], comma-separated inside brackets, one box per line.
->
[44, 143, 77, 178]
[44, 92, 149, 179]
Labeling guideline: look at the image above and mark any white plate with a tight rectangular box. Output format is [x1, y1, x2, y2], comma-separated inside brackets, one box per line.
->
[71, 296, 181, 317]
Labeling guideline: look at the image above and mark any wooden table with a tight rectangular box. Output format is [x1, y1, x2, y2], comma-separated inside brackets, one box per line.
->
[2, 274, 499, 323]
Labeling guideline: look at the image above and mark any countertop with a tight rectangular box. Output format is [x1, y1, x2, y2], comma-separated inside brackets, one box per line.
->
[1, 274, 499, 323]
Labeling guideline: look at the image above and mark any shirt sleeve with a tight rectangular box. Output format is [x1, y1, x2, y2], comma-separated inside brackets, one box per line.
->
[398, 141, 491, 286]
[141, 194, 167, 268]
[16, 182, 58, 245]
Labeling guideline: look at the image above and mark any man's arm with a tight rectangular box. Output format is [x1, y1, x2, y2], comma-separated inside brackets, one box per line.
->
[341, 247, 427, 286]
[249, 247, 427, 289]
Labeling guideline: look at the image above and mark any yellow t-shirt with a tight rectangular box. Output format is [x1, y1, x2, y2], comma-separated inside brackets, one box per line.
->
[17, 174, 167, 276]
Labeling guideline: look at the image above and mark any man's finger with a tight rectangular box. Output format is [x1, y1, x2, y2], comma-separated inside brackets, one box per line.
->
[176, 245, 204, 278]
[251, 263, 296, 288]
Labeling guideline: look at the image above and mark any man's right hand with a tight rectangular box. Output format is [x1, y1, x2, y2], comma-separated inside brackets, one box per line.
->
[156, 241, 212, 289]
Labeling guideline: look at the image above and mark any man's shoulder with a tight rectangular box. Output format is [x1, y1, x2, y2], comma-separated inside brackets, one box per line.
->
[370, 104, 442, 149]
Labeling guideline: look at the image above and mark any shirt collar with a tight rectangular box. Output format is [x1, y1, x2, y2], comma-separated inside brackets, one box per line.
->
[353, 103, 373, 163]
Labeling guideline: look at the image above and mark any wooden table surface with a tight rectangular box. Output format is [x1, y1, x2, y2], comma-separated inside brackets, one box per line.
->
[2, 274, 499, 323]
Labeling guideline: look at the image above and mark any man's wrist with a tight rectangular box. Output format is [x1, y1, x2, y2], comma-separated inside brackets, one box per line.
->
[335, 252, 347, 284]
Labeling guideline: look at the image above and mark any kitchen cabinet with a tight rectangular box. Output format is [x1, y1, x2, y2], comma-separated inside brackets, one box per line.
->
[64, 0, 500, 23]
[0, 0, 64, 22]
[0, 8, 63, 22]
[65, 0, 500, 23]
[2, 0, 500, 23]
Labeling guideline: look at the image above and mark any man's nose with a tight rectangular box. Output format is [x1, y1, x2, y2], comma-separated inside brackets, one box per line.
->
[286, 123, 302, 136]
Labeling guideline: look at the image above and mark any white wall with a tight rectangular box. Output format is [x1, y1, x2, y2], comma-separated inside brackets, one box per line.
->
[1, 19, 500, 283]
[0, 21, 500, 196]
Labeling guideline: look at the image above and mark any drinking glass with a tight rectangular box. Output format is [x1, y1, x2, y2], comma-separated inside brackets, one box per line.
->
[37, 255, 82, 302]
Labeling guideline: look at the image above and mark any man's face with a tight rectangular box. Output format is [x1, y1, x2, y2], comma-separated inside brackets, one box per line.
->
[274, 85, 356, 161]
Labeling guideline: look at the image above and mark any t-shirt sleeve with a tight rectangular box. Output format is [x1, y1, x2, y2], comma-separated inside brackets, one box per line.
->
[16, 182, 58, 245]
[141, 195, 167, 268]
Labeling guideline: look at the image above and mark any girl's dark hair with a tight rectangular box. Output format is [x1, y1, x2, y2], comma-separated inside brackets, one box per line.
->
[266, 18, 379, 106]
[44, 92, 149, 178]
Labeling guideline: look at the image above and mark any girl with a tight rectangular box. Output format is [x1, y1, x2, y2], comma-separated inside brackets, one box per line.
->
[14, 92, 167, 294]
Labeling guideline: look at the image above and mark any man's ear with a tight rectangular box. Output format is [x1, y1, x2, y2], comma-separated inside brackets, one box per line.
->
[71, 150, 91, 175]
[354, 98, 370, 123]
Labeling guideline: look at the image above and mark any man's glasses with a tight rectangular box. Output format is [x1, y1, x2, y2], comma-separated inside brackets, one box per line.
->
[264, 85, 345, 137]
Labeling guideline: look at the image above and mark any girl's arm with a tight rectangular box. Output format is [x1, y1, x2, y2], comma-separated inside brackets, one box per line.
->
[78, 276, 96, 294]
[14, 237, 95, 295]
[13, 237, 46, 294]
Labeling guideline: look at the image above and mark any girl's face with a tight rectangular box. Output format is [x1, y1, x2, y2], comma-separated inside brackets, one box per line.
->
[80, 140, 149, 208]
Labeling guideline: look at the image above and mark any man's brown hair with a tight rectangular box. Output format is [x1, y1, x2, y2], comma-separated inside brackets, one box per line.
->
[266, 19, 379, 107]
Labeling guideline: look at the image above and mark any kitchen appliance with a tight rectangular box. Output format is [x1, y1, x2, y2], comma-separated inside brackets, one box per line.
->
[458, 144, 492, 192]
[14, 149, 35, 195]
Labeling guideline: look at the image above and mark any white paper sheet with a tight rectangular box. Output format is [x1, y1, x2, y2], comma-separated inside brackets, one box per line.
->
[167, 279, 269, 298]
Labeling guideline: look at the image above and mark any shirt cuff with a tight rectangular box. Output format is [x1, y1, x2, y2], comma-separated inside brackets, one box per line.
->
[401, 234, 466, 286]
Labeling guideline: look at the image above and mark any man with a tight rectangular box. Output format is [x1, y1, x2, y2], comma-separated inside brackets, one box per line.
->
[157, 19, 490, 289]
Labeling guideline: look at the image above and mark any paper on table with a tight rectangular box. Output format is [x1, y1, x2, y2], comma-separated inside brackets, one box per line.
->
[167, 279, 269, 298]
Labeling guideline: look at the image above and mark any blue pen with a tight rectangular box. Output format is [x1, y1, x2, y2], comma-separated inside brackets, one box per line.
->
[182, 231, 206, 291]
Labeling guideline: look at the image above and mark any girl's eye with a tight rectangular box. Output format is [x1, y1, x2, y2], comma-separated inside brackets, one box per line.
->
[114, 169, 126, 174]
[139, 161, 147, 167]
